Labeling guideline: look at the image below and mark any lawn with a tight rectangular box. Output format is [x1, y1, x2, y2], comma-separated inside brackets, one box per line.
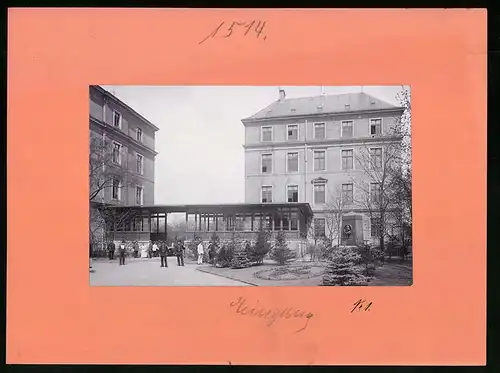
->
[196, 259, 413, 286]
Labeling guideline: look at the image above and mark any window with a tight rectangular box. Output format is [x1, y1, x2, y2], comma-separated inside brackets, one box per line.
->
[370, 183, 381, 204]
[113, 111, 122, 128]
[287, 185, 299, 202]
[370, 148, 383, 170]
[314, 123, 326, 139]
[314, 218, 326, 237]
[342, 183, 354, 203]
[136, 186, 143, 205]
[314, 184, 326, 204]
[261, 186, 273, 203]
[261, 126, 273, 142]
[112, 142, 122, 165]
[314, 150, 326, 171]
[341, 149, 353, 170]
[112, 178, 121, 200]
[287, 152, 299, 172]
[370, 119, 382, 136]
[136, 127, 143, 142]
[341, 121, 353, 138]
[371, 217, 382, 237]
[261, 153, 272, 174]
[136, 154, 144, 175]
[287, 124, 298, 140]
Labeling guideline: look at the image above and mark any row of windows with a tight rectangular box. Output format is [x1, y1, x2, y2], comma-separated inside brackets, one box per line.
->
[112, 141, 144, 175]
[313, 217, 382, 238]
[112, 110, 143, 143]
[260, 148, 383, 174]
[260, 118, 383, 142]
[111, 179, 144, 205]
[260, 183, 382, 205]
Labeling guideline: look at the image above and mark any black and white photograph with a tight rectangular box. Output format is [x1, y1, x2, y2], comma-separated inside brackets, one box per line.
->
[89, 85, 412, 287]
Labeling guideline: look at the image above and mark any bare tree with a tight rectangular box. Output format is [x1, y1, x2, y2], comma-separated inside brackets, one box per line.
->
[324, 186, 347, 247]
[89, 133, 140, 246]
[98, 205, 140, 242]
[391, 87, 412, 242]
[303, 222, 321, 261]
[89, 134, 138, 203]
[351, 88, 410, 251]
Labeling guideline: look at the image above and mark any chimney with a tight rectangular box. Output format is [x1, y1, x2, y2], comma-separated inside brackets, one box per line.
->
[279, 88, 286, 102]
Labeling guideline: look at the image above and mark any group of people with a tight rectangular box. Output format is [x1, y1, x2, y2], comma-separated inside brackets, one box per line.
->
[104, 239, 186, 267]
[197, 241, 218, 265]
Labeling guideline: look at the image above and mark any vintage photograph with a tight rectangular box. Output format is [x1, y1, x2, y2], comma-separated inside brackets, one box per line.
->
[89, 85, 412, 287]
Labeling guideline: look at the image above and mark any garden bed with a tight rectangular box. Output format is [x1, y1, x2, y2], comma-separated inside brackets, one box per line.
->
[196, 261, 327, 286]
[197, 260, 412, 286]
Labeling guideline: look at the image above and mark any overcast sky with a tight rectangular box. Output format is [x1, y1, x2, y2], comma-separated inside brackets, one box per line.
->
[102, 85, 405, 212]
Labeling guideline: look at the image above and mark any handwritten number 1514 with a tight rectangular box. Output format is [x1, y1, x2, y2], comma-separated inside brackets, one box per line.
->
[199, 21, 267, 44]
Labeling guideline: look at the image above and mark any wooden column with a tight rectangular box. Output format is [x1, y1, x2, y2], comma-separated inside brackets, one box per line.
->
[215, 214, 218, 231]
[185, 212, 188, 229]
[195, 213, 198, 232]
[251, 213, 254, 231]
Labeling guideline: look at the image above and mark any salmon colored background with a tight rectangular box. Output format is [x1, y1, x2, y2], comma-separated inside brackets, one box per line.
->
[7, 8, 486, 365]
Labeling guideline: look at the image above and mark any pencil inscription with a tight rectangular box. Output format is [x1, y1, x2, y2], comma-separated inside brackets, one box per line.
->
[230, 296, 313, 333]
[199, 20, 267, 44]
[351, 299, 373, 313]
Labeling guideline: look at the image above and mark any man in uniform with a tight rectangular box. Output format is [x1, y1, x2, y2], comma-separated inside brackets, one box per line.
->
[160, 241, 168, 268]
[175, 240, 185, 267]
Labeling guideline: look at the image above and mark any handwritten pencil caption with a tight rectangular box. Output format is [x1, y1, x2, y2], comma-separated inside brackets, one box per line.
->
[351, 299, 373, 313]
[229, 296, 313, 333]
[199, 21, 267, 44]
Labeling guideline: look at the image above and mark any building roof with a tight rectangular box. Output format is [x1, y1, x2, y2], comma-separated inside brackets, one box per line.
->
[91, 85, 160, 131]
[242, 92, 403, 122]
[91, 202, 314, 216]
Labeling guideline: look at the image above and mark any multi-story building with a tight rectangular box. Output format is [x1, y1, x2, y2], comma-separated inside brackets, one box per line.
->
[241, 88, 404, 245]
[89, 85, 159, 246]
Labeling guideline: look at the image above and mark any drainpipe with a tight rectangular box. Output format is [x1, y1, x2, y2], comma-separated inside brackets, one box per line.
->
[304, 119, 308, 202]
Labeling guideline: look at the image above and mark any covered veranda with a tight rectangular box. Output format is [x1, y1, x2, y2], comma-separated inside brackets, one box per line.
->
[92, 202, 314, 244]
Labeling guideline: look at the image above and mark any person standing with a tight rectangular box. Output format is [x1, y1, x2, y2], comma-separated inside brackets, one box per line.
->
[148, 240, 153, 258]
[107, 240, 116, 260]
[133, 240, 139, 258]
[208, 244, 216, 266]
[175, 240, 185, 267]
[152, 241, 159, 259]
[160, 241, 168, 268]
[197, 240, 204, 265]
[119, 239, 126, 265]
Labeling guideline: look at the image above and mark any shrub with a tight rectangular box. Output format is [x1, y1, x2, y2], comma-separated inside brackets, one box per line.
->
[322, 246, 369, 286]
[269, 230, 296, 266]
[215, 244, 233, 267]
[247, 228, 271, 265]
[230, 242, 251, 269]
